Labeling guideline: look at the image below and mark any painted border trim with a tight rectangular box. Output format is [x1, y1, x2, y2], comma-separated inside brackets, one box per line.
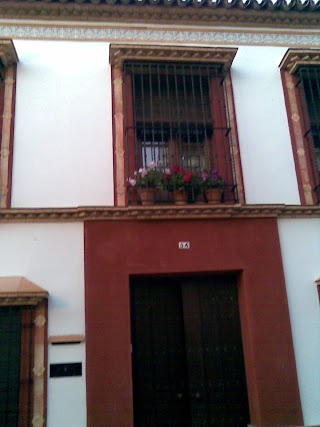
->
[1, 204, 320, 222]
[110, 44, 238, 69]
[280, 48, 320, 74]
[279, 48, 320, 205]
[0, 40, 18, 208]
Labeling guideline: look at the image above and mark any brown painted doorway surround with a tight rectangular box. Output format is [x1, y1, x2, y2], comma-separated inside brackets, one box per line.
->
[130, 275, 250, 427]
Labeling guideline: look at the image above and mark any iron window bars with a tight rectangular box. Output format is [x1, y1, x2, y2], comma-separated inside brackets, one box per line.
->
[296, 66, 320, 204]
[123, 61, 238, 204]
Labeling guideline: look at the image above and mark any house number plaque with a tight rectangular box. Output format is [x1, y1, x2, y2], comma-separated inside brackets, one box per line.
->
[179, 242, 190, 249]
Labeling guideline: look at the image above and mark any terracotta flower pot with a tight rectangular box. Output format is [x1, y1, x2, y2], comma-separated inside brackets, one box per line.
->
[205, 188, 223, 204]
[139, 188, 155, 206]
[173, 189, 188, 205]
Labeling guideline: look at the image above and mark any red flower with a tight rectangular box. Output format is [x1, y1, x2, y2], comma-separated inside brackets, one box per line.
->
[172, 164, 180, 174]
[183, 171, 192, 183]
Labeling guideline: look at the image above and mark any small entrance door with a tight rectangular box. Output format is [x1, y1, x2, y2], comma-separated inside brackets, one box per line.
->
[130, 275, 250, 427]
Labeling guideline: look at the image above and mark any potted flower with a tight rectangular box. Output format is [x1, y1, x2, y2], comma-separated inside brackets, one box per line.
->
[166, 165, 193, 205]
[202, 170, 224, 204]
[133, 161, 162, 205]
[154, 168, 173, 204]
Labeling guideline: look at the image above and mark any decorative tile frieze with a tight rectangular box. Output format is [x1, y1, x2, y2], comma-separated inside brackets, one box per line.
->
[0, 24, 318, 46]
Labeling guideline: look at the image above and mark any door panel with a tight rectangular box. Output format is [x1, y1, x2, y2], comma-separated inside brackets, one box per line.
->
[131, 279, 191, 427]
[182, 277, 249, 426]
[130, 276, 249, 427]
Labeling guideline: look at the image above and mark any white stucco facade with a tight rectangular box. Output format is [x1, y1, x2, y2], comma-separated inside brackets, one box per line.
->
[12, 40, 114, 208]
[231, 46, 301, 205]
[278, 219, 320, 425]
[0, 222, 86, 427]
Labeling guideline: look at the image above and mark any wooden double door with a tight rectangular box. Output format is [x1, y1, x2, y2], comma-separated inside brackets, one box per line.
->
[130, 276, 250, 427]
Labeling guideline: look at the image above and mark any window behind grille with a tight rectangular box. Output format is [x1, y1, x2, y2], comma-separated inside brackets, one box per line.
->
[124, 62, 235, 185]
[296, 66, 320, 202]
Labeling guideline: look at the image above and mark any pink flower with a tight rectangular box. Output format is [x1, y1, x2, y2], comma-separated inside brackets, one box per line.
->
[139, 168, 148, 177]
[211, 169, 219, 180]
[128, 178, 136, 187]
[149, 161, 156, 169]
[201, 172, 208, 180]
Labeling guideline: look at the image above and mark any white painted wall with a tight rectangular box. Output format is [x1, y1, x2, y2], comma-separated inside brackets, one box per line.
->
[12, 40, 114, 208]
[231, 46, 301, 204]
[278, 219, 320, 425]
[0, 223, 86, 427]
